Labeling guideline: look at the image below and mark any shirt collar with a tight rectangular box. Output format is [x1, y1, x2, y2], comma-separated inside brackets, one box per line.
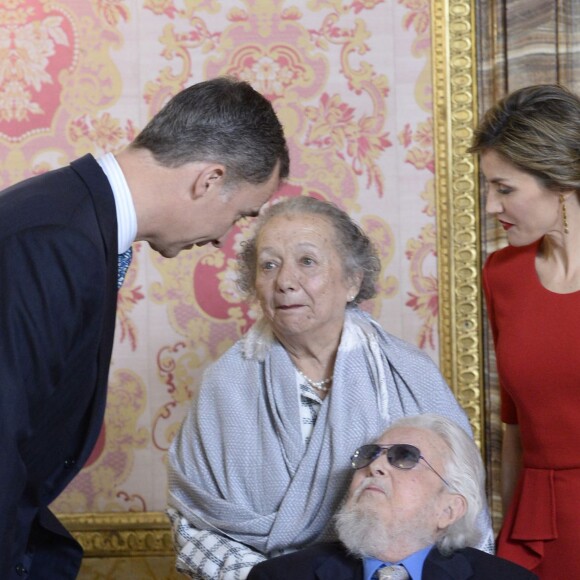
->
[96, 152, 137, 253]
[363, 545, 432, 580]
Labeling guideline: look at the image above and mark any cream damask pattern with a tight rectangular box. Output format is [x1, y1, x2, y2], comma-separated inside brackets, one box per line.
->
[0, 4, 69, 124]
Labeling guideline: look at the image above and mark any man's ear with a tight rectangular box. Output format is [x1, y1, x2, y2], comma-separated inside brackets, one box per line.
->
[437, 493, 467, 530]
[192, 164, 226, 199]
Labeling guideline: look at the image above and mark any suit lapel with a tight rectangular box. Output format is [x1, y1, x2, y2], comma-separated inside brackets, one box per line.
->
[314, 551, 363, 580]
[69, 154, 119, 466]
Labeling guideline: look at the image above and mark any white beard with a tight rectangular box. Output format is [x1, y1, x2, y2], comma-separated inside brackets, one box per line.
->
[335, 478, 437, 560]
[336, 502, 393, 558]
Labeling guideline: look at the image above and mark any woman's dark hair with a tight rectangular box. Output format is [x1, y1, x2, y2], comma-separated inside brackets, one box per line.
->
[470, 84, 580, 191]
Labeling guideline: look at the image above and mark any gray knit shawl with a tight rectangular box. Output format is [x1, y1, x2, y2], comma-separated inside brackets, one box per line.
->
[167, 309, 471, 554]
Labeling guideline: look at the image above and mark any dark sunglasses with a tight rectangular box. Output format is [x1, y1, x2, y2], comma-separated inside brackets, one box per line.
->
[350, 443, 451, 488]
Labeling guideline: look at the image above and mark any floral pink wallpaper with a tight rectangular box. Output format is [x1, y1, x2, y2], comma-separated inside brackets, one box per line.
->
[0, 0, 436, 514]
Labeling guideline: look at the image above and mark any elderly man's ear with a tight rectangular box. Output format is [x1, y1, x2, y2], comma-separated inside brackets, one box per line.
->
[436, 494, 467, 531]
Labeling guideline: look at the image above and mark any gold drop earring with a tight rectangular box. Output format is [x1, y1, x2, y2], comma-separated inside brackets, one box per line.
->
[560, 194, 569, 235]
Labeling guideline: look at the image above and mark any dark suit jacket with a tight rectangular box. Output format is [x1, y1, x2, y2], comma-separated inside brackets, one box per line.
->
[247, 542, 538, 580]
[0, 155, 119, 579]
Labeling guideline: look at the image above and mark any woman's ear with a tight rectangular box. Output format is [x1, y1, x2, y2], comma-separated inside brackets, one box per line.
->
[347, 273, 363, 302]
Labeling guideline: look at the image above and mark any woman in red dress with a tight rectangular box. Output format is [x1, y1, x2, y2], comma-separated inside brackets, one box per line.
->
[471, 84, 580, 578]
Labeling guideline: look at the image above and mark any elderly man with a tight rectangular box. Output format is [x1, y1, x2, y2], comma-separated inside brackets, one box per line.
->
[248, 414, 536, 579]
[0, 76, 288, 579]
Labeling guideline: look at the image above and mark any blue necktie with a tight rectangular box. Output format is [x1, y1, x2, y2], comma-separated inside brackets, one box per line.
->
[117, 247, 133, 288]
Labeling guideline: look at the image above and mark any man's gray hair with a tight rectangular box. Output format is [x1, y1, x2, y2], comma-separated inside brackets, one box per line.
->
[131, 76, 289, 186]
[387, 414, 485, 553]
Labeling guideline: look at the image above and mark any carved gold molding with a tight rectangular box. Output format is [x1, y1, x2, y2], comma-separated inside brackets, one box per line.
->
[60, 512, 173, 557]
[431, 0, 484, 449]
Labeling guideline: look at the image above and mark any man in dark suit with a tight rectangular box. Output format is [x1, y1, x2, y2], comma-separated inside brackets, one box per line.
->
[0, 76, 289, 579]
[248, 414, 536, 580]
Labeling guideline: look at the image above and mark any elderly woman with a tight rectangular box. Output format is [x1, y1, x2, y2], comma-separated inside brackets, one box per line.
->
[167, 197, 492, 579]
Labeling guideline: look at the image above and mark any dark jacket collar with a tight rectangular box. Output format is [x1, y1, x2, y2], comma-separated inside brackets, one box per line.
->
[423, 547, 475, 580]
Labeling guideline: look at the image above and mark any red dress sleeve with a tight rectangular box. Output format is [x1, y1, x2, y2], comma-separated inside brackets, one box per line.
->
[483, 253, 518, 424]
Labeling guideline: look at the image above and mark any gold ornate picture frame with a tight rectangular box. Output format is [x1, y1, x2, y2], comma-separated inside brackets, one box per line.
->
[60, 512, 173, 558]
[60, 0, 485, 559]
[432, 0, 484, 449]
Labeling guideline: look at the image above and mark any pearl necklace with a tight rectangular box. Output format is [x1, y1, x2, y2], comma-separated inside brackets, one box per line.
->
[296, 369, 334, 392]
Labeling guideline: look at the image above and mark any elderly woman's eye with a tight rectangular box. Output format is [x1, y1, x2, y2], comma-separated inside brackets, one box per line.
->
[301, 256, 315, 266]
[261, 260, 277, 271]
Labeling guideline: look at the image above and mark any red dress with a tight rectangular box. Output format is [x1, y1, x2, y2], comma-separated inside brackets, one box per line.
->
[483, 239, 580, 578]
